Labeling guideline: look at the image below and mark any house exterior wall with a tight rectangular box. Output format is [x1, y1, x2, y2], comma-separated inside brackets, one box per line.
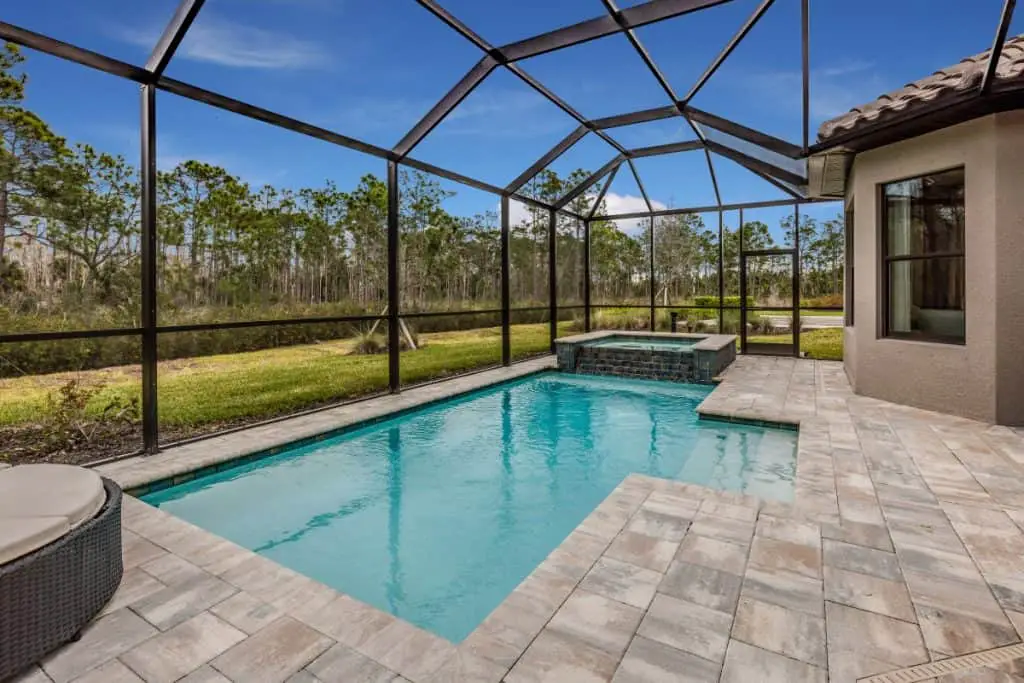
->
[843, 114, 1024, 425]
[993, 110, 1024, 425]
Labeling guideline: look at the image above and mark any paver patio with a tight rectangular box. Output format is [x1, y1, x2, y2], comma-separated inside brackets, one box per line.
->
[12, 355, 1024, 682]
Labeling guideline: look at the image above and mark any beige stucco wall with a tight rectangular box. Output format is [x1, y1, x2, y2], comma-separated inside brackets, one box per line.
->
[993, 110, 1024, 425]
[843, 113, 1024, 425]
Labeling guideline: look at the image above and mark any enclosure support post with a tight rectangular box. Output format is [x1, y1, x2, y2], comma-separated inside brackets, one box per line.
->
[387, 161, 400, 392]
[583, 219, 592, 332]
[801, 0, 810, 152]
[548, 209, 557, 352]
[718, 209, 725, 334]
[738, 208, 745, 353]
[793, 203, 802, 357]
[501, 196, 511, 365]
[140, 85, 159, 454]
[649, 216, 656, 330]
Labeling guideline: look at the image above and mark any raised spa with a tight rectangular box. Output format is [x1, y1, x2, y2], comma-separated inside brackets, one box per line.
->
[555, 331, 737, 383]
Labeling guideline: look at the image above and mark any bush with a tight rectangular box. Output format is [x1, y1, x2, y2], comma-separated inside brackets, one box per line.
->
[592, 308, 649, 331]
[801, 294, 843, 309]
[693, 295, 755, 308]
[750, 315, 775, 335]
[394, 329, 423, 351]
[43, 380, 140, 453]
[350, 332, 385, 355]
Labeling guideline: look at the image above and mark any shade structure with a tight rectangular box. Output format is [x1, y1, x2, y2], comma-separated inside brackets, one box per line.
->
[0, 0, 1013, 455]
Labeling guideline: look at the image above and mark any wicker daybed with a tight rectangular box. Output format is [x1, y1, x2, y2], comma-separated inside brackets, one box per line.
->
[0, 464, 123, 681]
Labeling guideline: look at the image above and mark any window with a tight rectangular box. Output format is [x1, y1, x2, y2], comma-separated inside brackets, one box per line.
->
[881, 168, 965, 343]
[845, 200, 854, 327]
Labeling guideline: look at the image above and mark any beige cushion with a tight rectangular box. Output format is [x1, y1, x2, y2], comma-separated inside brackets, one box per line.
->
[0, 464, 106, 564]
[0, 516, 70, 565]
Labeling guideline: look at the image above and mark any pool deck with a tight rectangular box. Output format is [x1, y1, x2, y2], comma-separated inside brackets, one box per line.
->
[15, 355, 1024, 682]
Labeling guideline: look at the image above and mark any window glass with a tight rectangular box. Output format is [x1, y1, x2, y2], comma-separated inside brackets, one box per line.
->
[882, 168, 965, 343]
[886, 259, 965, 339]
[884, 170, 965, 256]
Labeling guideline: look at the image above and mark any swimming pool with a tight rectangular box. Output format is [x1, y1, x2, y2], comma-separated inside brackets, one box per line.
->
[144, 372, 796, 642]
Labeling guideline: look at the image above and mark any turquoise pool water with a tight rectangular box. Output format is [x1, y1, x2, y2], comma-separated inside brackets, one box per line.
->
[144, 372, 796, 642]
[587, 336, 699, 351]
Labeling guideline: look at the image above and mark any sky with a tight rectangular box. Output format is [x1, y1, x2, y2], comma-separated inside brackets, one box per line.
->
[4, 0, 1017, 237]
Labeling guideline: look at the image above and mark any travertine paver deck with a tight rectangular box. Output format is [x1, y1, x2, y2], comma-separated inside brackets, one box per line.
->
[14, 355, 1024, 682]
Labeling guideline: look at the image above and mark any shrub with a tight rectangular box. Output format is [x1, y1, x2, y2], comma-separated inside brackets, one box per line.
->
[693, 295, 755, 308]
[350, 332, 385, 355]
[43, 380, 140, 453]
[394, 329, 423, 352]
[801, 294, 843, 309]
[750, 315, 775, 334]
[591, 308, 649, 331]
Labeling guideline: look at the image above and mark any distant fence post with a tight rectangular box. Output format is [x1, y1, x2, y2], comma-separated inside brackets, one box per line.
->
[670, 311, 678, 333]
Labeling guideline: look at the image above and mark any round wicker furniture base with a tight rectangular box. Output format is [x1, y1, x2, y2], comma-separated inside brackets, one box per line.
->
[0, 478, 123, 682]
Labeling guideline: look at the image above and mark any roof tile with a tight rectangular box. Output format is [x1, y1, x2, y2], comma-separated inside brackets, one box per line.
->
[818, 33, 1024, 142]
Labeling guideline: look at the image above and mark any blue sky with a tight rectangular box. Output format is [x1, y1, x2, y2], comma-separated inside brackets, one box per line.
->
[4, 0, 1015, 235]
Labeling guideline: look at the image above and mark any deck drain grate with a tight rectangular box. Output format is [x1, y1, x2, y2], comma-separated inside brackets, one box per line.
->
[858, 643, 1024, 682]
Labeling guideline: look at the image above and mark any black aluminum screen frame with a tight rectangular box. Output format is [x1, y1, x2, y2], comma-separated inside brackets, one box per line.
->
[0, 0, 1012, 453]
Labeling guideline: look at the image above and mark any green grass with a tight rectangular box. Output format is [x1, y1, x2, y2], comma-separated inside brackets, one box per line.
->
[744, 327, 843, 361]
[0, 320, 841, 434]
[0, 322, 572, 429]
[801, 328, 843, 360]
[801, 309, 844, 317]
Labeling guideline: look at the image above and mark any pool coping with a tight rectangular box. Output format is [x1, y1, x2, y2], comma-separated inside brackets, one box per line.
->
[554, 330, 737, 354]
[87, 357, 821, 682]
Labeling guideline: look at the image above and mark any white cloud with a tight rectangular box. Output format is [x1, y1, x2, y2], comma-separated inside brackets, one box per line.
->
[506, 198, 533, 227]
[113, 16, 329, 70]
[736, 62, 887, 122]
[503, 192, 667, 235]
[601, 193, 667, 233]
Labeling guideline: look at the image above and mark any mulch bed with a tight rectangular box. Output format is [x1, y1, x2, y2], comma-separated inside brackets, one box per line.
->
[2, 409, 335, 466]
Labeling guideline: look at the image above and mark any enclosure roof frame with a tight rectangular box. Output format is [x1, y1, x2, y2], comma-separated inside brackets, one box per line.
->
[1, 0, 1014, 221]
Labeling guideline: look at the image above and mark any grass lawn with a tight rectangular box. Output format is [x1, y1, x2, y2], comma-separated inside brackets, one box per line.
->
[744, 327, 843, 361]
[801, 309, 844, 317]
[0, 321, 841, 443]
[0, 322, 571, 429]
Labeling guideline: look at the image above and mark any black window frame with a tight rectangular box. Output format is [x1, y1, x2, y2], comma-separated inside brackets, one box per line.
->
[878, 166, 966, 345]
[845, 198, 854, 327]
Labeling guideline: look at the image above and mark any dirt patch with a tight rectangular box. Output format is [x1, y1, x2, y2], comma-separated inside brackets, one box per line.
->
[0, 401, 360, 467]
[1, 423, 144, 466]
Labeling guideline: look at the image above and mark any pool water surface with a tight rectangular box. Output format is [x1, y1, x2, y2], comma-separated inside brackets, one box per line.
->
[144, 372, 796, 641]
[586, 336, 699, 351]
